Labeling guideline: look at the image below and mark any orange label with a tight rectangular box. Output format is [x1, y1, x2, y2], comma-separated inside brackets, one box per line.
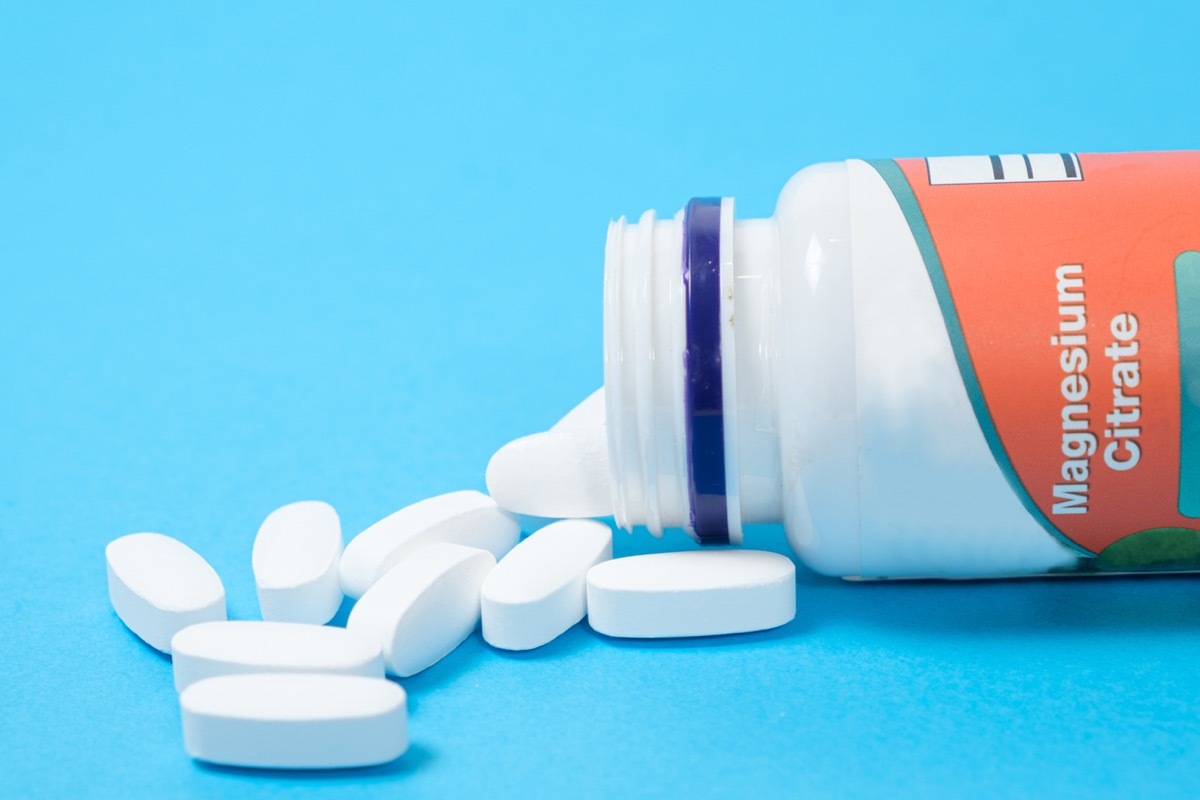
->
[874, 152, 1200, 565]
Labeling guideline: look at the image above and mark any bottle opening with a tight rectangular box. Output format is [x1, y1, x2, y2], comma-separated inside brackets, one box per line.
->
[604, 197, 756, 545]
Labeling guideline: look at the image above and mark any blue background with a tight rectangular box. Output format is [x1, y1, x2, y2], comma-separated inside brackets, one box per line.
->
[3, 1, 1200, 797]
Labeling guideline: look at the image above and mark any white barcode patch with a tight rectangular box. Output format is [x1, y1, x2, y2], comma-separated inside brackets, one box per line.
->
[926, 153, 1082, 185]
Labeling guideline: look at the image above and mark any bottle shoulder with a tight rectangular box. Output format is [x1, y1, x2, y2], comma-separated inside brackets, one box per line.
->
[774, 160, 852, 230]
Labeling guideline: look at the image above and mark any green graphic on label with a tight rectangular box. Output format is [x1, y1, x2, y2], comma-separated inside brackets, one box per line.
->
[1175, 250, 1200, 518]
[1094, 527, 1200, 571]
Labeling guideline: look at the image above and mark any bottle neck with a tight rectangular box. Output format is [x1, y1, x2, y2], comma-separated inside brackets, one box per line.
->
[603, 198, 782, 544]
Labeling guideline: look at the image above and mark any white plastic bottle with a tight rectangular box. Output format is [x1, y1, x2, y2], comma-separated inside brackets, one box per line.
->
[604, 151, 1200, 578]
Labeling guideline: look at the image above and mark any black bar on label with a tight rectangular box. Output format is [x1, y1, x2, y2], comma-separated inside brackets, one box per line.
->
[990, 155, 1004, 180]
[1061, 153, 1077, 179]
[1022, 153, 1034, 179]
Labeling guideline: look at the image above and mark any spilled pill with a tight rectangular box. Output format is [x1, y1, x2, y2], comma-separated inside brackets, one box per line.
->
[586, 550, 796, 638]
[347, 543, 495, 677]
[549, 387, 605, 431]
[180, 673, 407, 769]
[481, 519, 613, 651]
[339, 490, 518, 599]
[170, 621, 384, 692]
[253, 501, 344, 625]
[502, 388, 609, 533]
[106, 533, 226, 653]
[485, 427, 613, 519]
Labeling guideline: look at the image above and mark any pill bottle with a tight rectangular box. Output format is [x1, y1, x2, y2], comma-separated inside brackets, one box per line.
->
[604, 151, 1200, 578]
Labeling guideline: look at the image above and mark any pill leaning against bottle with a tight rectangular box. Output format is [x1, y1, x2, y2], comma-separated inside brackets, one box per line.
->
[180, 673, 407, 769]
[106, 533, 226, 653]
[586, 550, 797, 638]
[170, 620, 384, 692]
[549, 387, 605, 431]
[338, 490, 517, 599]
[252, 500, 344, 625]
[490, 388, 610, 533]
[485, 427, 613, 520]
[346, 542, 496, 677]
[481, 519, 613, 651]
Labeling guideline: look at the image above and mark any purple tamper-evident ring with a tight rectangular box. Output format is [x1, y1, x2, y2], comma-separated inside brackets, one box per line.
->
[682, 197, 730, 545]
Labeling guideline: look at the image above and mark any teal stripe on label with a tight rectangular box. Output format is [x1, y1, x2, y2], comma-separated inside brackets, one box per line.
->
[866, 159, 1094, 557]
[1175, 251, 1200, 517]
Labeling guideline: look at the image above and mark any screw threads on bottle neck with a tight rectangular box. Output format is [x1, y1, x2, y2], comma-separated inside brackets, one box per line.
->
[604, 208, 690, 537]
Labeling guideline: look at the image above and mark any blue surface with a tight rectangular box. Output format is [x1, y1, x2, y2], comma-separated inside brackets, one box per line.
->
[3, 2, 1200, 797]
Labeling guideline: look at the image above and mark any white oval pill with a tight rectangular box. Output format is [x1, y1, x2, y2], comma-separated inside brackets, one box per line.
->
[180, 673, 407, 769]
[346, 543, 495, 677]
[509, 390, 607, 533]
[170, 621, 384, 692]
[586, 550, 796, 638]
[339, 490, 517, 599]
[106, 533, 226, 653]
[481, 519, 613, 651]
[550, 387, 605, 431]
[485, 428, 613, 519]
[252, 501, 344, 624]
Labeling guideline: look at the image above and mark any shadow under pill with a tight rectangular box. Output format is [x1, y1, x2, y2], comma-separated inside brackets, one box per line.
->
[486, 621, 595, 662]
[397, 633, 490, 701]
[586, 610, 809, 651]
[192, 742, 435, 781]
[114, 616, 173, 664]
[326, 594, 357, 628]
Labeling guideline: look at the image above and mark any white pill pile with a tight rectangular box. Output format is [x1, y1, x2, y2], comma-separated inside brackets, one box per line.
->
[105, 386, 797, 770]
